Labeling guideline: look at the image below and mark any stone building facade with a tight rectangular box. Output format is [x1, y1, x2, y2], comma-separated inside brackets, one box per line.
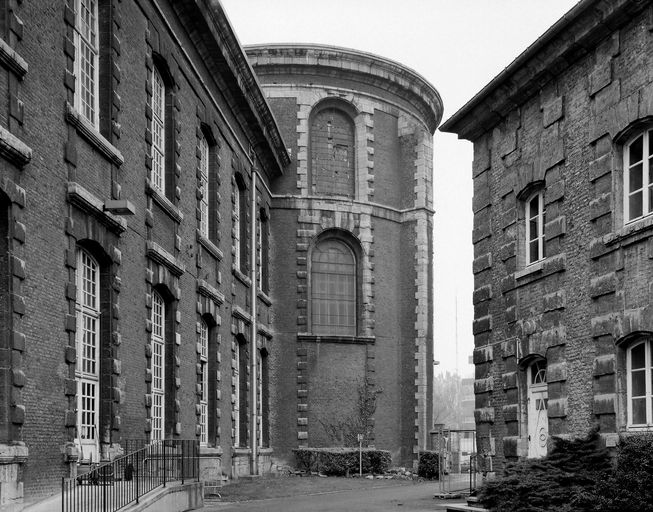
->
[442, 0, 653, 470]
[246, 44, 442, 467]
[0, 0, 290, 508]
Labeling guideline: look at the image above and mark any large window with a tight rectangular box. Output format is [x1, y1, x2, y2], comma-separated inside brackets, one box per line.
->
[150, 67, 166, 193]
[525, 190, 545, 265]
[151, 291, 165, 441]
[310, 108, 355, 197]
[234, 336, 248, 448]
[259, 209, 269, 294]
[234, 176, 247, 273]
[198, 320, 208, 446]
[74, 0, 99, 128]
[75, 248, 100, 462]
[199, 136, 210, 239]
[624, 129, 653, 223]
[627, 337, 653, 428]
[311, 238, 356, 335]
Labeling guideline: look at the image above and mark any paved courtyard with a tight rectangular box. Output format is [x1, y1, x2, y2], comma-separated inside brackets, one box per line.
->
[203, 475, 471, 512]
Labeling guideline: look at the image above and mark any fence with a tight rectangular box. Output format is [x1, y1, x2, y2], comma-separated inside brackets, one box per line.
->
[62, 439, 199, 512]
[431, 428, 478, 496]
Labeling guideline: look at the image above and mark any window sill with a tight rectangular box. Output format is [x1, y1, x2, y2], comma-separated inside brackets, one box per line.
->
[0, 38, 28, 80]
[515, 260, 544, 280]
[67, 181, 127, 234]
[232, 447, 251, 456]
[66, 103, 124, 166]
[198, 446, 223, 457]
[197, 278, 225, 306]
[297, 334, 375, 345]
[146, 241, 185, 276]
[257, 289, 272, 306]
[232, 266, 251, 287]
[606, 215, 653, 248]
[146, 179, 183, 224]
[0, 125, 31, 168]
[197, 231, 223, 260]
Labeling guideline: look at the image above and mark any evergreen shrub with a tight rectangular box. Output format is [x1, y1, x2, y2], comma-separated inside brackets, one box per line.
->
[417, 450, 440, 479]
[292, 447, 391, 476]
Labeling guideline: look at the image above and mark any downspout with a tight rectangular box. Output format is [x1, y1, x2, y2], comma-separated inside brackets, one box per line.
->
[250, 167, 258, 475]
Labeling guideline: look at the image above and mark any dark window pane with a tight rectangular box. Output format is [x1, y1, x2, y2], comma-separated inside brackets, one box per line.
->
[529, 240, 539, 263]
[632, 397, 647, 424]
[630, 135, 643, 164]
[529, 196, 539, 219]
[630, 163, 643, 192]
[529, 219, 538, 242]
[632, 343, 646, 369]
[629, 191, 643, 220]
[632, 368, 646, 396]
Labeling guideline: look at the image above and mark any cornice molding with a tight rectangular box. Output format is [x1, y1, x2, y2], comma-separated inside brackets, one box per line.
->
[245, 44, 443, 134]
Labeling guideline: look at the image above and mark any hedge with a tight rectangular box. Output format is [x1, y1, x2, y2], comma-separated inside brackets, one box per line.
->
[417, 450, 440, 479]
[293, 448, 391, 476]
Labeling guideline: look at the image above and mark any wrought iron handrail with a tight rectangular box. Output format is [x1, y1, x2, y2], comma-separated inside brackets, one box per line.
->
[61, 439, 199, 512]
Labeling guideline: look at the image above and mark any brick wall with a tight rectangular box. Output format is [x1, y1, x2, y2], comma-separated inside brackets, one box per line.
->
[455, 2, 653, 470]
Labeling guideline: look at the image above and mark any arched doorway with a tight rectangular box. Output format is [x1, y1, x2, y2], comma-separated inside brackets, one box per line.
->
[527, 359, 548, 458]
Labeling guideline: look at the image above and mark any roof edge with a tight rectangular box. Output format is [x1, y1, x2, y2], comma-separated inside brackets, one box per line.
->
[245, 43, 444, 133]
[440, 0, 650, 140]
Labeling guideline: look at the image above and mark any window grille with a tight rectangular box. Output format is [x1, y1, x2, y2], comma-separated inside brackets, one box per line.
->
[151, 68, 166, 192]
[199, 137, 210, 238]
[311, 239, 356, 335]
[199, 320, 208, 445]
[74, 0, 99, 127]
[75, 248, 100, 461]
[151, 291, 165, 440]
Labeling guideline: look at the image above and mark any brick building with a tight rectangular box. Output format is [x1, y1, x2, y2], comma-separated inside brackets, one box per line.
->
[245, 44, 442, 467]
[0, 2, 441, 509]
[441, 0, 653, 470]
[0, 0, 290, 507]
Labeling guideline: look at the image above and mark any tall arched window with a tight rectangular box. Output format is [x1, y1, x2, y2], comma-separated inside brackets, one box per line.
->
[75, 248, 101, 462]
[311, 238, 356, 335]
[151, 290, 165, 441]
[310, 108, 355, 197]
[627, 337, 653, 428]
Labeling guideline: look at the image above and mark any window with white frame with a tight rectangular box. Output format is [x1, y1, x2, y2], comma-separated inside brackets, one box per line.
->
[199, 319, 208, 446]
[74, 0, 99, 128]
[151, 291, 165, 441]
[624, 129, 653, 223]
[151, 67, 166, 192]
[199, 136, 210, 239]
[234, 183, 240, 269]
[311, 238, 356, 335]
[627, 337, 653, 428]
[75, 248, 100, 461]
[525, 190, 545, 265]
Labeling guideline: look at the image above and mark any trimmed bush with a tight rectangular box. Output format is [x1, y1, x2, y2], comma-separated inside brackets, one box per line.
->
[293, 448, 391, 476]
[417, 451, 440, 480]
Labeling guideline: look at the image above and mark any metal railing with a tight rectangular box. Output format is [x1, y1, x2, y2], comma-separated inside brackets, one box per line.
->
[62, 439, 199, 512]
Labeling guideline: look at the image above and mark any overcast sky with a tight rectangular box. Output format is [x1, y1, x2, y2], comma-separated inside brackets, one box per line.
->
[220, 0, 580, 376]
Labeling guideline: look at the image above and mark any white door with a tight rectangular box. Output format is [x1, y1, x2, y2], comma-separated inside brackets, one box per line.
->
[527, 360, 548, 458]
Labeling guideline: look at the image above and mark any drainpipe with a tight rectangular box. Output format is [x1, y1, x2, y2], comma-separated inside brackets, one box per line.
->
[250, 167, 258, 475]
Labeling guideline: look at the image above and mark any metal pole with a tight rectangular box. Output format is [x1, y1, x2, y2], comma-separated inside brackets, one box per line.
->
[250, 166, 258, 475]
[359, 434, 362, 476]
